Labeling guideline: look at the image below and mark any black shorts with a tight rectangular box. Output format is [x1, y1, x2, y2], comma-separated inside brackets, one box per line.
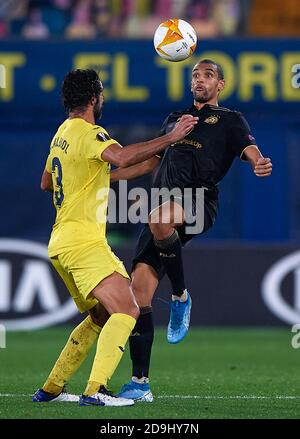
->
[132, 193, 218, 280]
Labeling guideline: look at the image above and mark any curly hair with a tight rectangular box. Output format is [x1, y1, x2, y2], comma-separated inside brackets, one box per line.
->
[61, 69, 103, 112]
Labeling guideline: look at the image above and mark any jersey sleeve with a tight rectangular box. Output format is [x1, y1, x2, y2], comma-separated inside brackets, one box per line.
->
[85, 127, 117, 161]
[155, 115, 172, 159]
[228, 112, 257, 160]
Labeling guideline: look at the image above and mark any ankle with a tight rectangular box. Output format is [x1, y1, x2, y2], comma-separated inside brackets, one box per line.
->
[172, 289, 188, 302]
[84, 381, 104, 397]
[42, 382, 63, 396]
[132, 376, 149, 384]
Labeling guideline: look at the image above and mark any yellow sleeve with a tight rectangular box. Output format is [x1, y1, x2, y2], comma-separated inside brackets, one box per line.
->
[85, 127, 117, 162]
[45, 154, 52, 173]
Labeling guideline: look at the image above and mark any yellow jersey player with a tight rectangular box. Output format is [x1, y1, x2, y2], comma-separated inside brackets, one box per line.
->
[32, 69, 198, 407]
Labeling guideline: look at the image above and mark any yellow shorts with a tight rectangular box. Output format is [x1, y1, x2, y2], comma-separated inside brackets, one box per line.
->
[50, 240, 129, 313]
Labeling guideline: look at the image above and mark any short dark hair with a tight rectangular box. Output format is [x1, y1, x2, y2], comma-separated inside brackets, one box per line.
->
[197, 59, 224, 80]
[61, 69, 103, 112]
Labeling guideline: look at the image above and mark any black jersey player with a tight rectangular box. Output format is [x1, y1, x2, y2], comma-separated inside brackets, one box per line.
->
[111, 59, 273, 402]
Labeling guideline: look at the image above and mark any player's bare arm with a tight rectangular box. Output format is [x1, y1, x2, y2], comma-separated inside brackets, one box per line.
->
[102, 114, 198, 168]
[41, 115, 197, 190]
[110, 112, 200, 181]
[40, 169, 53, 192]
[110, 156, 160, 182]
[242, 145, 273, 177]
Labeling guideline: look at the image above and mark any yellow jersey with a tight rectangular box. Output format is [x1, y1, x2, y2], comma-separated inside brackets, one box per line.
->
[45, 118, 116, 257]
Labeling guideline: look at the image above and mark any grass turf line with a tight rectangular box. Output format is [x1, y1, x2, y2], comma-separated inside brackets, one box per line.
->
[0, 327, 299, 419]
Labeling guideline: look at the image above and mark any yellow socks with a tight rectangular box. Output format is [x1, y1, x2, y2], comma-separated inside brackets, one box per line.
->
[43, 316, 101, 395]
[84, 313, 136, 396]
[42, 313, 136, 397]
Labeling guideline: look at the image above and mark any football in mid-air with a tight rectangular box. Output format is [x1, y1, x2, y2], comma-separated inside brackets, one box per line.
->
[153, 18, 197, 62]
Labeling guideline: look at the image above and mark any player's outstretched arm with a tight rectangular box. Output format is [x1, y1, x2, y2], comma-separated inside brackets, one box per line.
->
[41, 169, 53, 192]
[110, 156, 160, 182]
[243, 146, 272, 177]
[102, 114, 198, 168]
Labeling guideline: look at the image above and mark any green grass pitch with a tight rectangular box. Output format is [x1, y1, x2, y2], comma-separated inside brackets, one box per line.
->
[0, 327, 300, 419]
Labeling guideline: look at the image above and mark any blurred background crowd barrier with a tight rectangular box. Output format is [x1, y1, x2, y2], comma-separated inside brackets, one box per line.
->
[0, 0, 300, 329]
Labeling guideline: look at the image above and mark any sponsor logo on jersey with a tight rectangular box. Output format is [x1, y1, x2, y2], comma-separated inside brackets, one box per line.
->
[204, 116, 219, 124]
[97, 132, 110, 142]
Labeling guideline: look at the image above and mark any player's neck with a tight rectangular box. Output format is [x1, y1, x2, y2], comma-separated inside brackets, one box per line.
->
[69, 109, 95, 125]
[193, 99, 218, 110]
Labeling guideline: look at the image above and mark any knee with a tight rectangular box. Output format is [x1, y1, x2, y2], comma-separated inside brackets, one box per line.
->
[90, 314, 106, 328]
[89, 314, 101, 327]
[89, 302, 110, 325]
[148, 213, 158, 234]
[118, 292, 140, 320]
[88, 309, 109, 328]
[131, 281, 151, 308]
[130, 303, 140, 320]
[148, 215, 167, 239]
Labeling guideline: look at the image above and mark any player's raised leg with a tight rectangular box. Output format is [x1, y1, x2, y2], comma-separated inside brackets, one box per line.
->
[118, 262, 158, 402]
[149, 201, 192, 344]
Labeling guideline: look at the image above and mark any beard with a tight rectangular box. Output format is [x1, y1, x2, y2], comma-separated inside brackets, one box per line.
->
[93, 99, 102, 121]
[193, 88, 211, 103]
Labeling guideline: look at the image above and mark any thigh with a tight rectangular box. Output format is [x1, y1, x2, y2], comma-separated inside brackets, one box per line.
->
[58, 241, 129, 312]
[91, 271, 139, 318]
[50, 256, 98, 313]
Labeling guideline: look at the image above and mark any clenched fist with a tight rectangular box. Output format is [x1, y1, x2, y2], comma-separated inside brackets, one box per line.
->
[254, 157, 272, 177]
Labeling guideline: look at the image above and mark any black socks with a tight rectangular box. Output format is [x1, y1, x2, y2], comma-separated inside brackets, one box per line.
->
[129, 306, 154, 379]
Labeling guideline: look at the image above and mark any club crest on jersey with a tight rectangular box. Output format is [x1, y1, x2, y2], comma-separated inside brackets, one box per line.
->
[204, 116, 219, 124]
[97, 132, 110, 142]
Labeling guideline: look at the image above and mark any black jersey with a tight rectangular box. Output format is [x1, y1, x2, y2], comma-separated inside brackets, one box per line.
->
[154, 104, 257, 198]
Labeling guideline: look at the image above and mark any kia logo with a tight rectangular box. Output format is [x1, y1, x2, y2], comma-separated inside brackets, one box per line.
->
[262, 250, 300, 324]
[0, 239, 77, 330]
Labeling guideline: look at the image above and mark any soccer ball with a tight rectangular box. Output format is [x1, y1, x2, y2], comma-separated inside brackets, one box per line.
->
[153, 18, 197, 62]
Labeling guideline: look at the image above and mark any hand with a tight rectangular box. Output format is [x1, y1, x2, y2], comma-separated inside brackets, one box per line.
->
[168, 114, 198, 143]
[254, 157, 272, 177]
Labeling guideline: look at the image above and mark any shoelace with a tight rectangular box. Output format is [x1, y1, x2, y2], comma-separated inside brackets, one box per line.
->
[121, 383, 132, 392]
